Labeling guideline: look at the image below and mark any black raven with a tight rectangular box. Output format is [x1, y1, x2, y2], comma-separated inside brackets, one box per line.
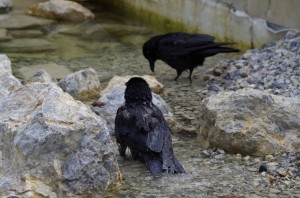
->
[115, 77, 185, 175]
[143, 32, 239, 81]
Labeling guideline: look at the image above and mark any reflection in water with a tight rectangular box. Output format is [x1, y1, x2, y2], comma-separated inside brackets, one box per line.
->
[5, 1, 159, 80]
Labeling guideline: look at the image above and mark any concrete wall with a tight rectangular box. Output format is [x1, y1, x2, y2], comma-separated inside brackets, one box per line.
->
[99, 0, 299, 49]
[220, 0, 300, 30]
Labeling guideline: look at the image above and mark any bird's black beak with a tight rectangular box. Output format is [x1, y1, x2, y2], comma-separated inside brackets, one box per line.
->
[150, 60, 155, 72]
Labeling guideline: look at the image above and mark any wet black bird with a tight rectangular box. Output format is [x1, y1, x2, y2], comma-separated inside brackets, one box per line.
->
[115, 77, 185, 175]
[143, 32, 239, 81]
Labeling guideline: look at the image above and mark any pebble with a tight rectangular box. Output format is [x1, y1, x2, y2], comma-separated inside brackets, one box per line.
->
[277, 168, 288, 177]
[269, 188, 281, 194]
[207, 31, 300, 98]
[243, 155, 250, 161]
[265, 154, 274, 161]
[259, 163, 268, 173]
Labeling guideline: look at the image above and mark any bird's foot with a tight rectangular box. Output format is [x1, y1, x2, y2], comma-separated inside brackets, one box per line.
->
[162, 165, 176, 174]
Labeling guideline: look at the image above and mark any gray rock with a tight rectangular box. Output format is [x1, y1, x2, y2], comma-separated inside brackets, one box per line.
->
[0, 57, 22, 101]
[276, 167, 287, 177]
[0, 0, 13, 13]
[198, 88, 300, 156]
[0, 82, 120, 197]
[28, 0, 94, 22]
[0, 72, 22, 101]
[92, 75, 176, 134]
[209, 31, 300, 98]
[27, 70, 57, 83]
[0, 54, 11, 73]
[58, 68, 101, 100]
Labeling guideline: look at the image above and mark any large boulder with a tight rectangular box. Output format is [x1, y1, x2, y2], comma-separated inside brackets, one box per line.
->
[0, 54, 12, 73]
[197, 88, 300, 156]
[0, 55, 22, 101]
[92, 75, 175, 135]
[28, 0, 95, 22]
[0, 82, 120, 197]
[58, 68, 101, 100]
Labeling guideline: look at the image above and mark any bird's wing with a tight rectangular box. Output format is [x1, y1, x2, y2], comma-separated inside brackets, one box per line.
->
[115, 103, 168, 154]
[115, 105, 131, 143]
[136, 103, 168, 153]
[157, 32, 216, 56]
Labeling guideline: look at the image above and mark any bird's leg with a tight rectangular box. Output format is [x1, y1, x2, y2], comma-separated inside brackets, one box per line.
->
[188, 68, 194, 82]
[130, 147, 141, 161]
[118, 142, 127, 157]
[161, 133, 176, 173]
[174, 70, 182, 81]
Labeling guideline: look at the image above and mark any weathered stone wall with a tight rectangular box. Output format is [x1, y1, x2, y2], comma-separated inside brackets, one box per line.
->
[99, 0, 299, 49]
[220, 0, 300, 30]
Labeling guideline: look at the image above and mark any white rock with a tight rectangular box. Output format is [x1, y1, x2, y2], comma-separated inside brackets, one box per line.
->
[58, 68, 101, 100]
[0, 82, 120, 197]
[27, 70, 57, 83]
[28, 0, 95, 22]
[0, 72, 22, 101]
[92, 75, 175, 134]
[198, 88, 300, 156]
[0, 54, 12, 73]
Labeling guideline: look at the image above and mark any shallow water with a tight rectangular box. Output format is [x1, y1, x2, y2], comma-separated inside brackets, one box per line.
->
[5, 1, 299, 198]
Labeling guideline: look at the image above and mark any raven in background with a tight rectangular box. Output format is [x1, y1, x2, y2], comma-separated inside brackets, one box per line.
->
[143, 32, 239, 81]
[115, 77, 185, 175]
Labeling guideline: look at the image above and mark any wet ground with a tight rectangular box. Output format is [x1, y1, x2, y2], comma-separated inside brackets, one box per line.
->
[4, 1, 300, 197]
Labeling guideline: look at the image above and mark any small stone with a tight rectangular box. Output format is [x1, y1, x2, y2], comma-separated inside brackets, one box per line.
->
[202, 75, 210, 81]
[27, 70, 57, 83]
[268, 175, 277, 185]
[214, 154, 225, 160]
[269, 188, 281, 194]
[259, 163, 268, 173]
[240, 72, 248, 78]
[201, 150, 211, 158]
[213, 68, 222, 76]
[243, 155, 250, 161]
[235, 153, 242, 160]
[265, 155, 274, 161]
[216, 148, 225, 154]
[282, 180, 291, 185]
[276, 168, 287, 177]
[253, 158, 261, 163]
[58, 68, 101, 100]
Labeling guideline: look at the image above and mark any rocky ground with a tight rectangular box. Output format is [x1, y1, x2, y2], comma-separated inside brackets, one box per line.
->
[104, 138, 300, 198]
[9, 33, 300, 197]
[103, 33, 300, 197]
[1, 0, 300, 197]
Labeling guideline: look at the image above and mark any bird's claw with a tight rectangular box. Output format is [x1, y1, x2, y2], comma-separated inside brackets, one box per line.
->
[162, 165, 176, 173]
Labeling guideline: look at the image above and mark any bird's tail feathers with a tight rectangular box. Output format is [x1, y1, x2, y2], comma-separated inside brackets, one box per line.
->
[194, 43, 239, 57]
[188, 42, 237, 51]
[173, 156, 186, 173]
[143, 154, 163, 175]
